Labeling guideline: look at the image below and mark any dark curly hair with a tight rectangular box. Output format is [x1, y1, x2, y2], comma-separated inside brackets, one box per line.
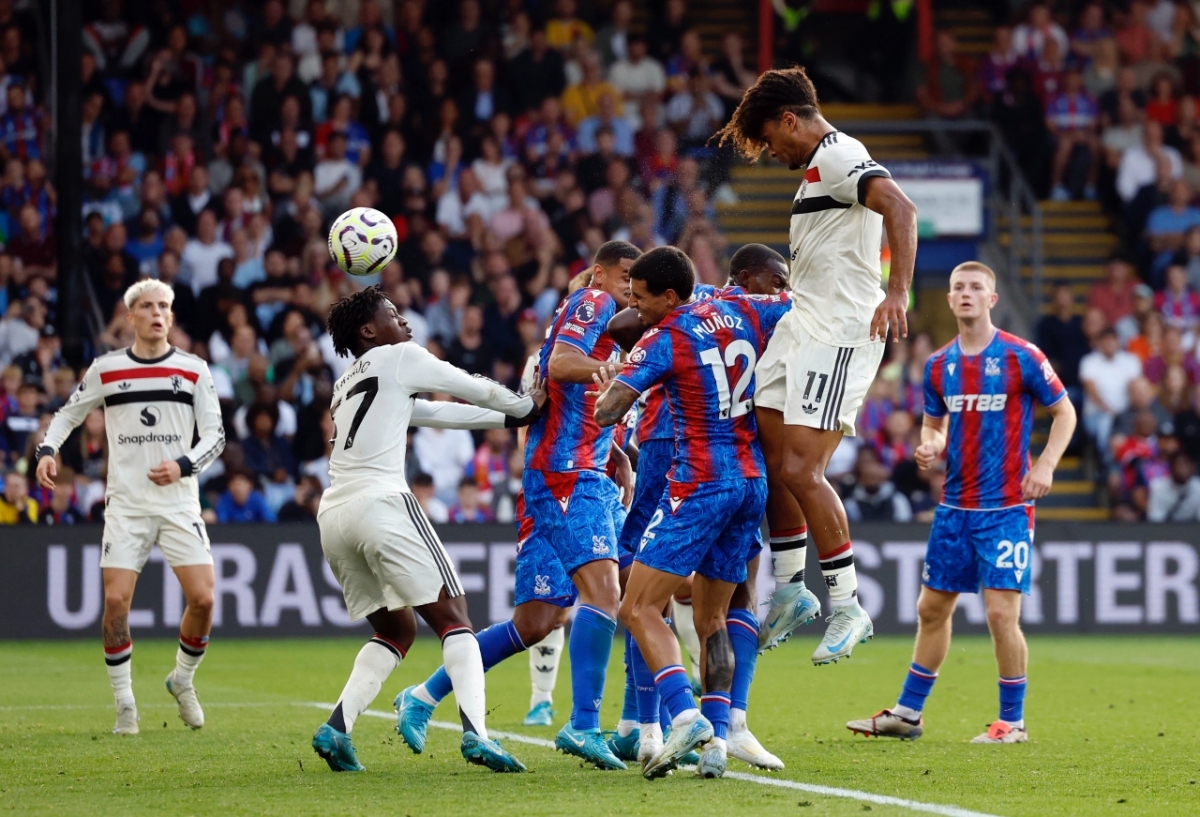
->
[326, 286, 389, 359]
[713, 66, 820, 161]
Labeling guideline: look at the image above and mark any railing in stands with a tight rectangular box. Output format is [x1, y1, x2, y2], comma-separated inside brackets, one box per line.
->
[837, 119, 1045, 322]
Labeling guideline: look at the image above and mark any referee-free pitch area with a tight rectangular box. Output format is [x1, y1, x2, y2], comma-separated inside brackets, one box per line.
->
[1, 636, 1196, 817]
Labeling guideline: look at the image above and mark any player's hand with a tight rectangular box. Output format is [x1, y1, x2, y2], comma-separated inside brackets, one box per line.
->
[526, 369, 548, 411]
[612, 452, 635, 509]
[1021, 460, 1055, 501]
[35, 455, 57, 491]
[148, 460, 183, 486]
[870, 292, 909, 342]
[914, 441, 943, 470]
[585, 363, 620, 398]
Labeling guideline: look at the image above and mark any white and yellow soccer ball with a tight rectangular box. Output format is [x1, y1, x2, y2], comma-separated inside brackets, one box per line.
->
[327, 207, 398, 276]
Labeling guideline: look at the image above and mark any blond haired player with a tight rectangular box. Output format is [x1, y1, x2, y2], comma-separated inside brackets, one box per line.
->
[36, 280, 225, 734]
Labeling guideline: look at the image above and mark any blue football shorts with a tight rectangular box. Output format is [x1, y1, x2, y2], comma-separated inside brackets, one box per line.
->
[923, 504, 1036, 594]
[523, 469, 622, 575]
[617, 438, 673, 571]
[634, 477, 767, 584]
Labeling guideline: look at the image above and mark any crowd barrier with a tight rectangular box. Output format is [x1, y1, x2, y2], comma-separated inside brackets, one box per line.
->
[1, 523, 1196, 638]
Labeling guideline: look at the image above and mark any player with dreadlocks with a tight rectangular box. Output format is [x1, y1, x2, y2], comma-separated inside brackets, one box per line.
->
[310, 286, 546, 774]
[714, 67, 919, 665]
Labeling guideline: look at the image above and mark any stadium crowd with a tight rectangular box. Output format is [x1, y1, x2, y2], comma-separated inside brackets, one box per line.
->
[915, 0, 1200, 520]
[0, 0, 1009, 528]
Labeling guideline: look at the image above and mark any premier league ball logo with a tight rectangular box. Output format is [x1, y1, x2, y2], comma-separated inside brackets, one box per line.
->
[575, 301, 596, 324]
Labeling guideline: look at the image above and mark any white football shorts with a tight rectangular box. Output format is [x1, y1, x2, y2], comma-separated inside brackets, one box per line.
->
[756, 311, 885, 435]
[100, 511, 213, 571]
[318, 491, 464, 620]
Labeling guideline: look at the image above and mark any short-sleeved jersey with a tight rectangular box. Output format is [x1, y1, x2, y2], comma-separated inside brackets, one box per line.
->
[924, 329, 1067, 510]
[788, 131, 891, 348]
[635, 283, 720, 444]
[526, 286, 621, 472]
[617, 294, 791, 484]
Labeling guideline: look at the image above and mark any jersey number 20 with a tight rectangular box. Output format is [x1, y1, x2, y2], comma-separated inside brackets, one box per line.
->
[700, 340, 757, 419]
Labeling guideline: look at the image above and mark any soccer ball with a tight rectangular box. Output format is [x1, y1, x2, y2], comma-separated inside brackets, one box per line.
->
[327, 207, 398, 276]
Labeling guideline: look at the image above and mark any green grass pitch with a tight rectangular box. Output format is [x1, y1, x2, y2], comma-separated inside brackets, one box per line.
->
[1, 635, 1197, 816]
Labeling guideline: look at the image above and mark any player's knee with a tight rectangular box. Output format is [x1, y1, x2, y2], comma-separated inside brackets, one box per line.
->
[780, 455, 822, 493]
[986, 603, 1020, 635]
[916, 596, 952, 629]
[186, 591, 215, 617]
[103, 591, 133, 618]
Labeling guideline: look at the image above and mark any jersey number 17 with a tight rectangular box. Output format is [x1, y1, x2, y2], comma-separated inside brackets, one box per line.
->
[330, 376, 379, 450]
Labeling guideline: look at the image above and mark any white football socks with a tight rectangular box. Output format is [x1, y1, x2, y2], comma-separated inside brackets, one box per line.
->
[104, 641, 134, 706]
[174, 634, 207, 687]
[529, 626, 564, 708]
[770, 527, 808, 584]
[820, 543, 859, 607]
[443, 630, 489, 740]
[334, 636, 403, 734]
[671, 598, 703, 682]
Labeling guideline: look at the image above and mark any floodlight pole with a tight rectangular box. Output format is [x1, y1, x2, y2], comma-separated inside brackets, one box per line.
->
[51, 0, 85, 368]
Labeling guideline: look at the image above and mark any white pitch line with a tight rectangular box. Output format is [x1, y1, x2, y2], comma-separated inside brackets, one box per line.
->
[310, 703, 1002, 817]
[0, 702, 293, 712]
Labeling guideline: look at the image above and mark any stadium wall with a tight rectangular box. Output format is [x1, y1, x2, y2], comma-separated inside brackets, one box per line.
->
[1, 524, 1196, 639]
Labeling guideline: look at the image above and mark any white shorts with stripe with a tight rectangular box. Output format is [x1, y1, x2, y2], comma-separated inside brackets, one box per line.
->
[317, 491, 463, 620]
[755, 311, 885, 435]
[100, 511, 213, 571]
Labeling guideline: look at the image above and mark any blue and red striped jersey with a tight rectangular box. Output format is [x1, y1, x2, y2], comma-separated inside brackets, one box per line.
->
[634, 283, 721, 444]
[924, 329, 1067, 510]
[617, 293, 791, 484]
[525, 287, 621, 473]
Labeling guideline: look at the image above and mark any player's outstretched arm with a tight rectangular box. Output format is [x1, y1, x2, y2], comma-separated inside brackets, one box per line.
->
[35, 363, 105, 490]
[1022, 395, 1077, 500]
[548, 342, 620, 383]
[411, 375, 547, 429]
[401, 343, 537, 419]
[863, 176, 918, 342]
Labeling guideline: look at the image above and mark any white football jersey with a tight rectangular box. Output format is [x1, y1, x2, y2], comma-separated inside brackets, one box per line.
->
[40, 347, 225, 515]
[319, 342, 533, 512]
[787, 131, 892, 347]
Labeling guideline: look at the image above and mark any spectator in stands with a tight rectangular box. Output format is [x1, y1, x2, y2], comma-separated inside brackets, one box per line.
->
[1147, 450, 1200, 520]
[180, 209, 234, 296]
[1, 380, 39, 465]
[1047, 68, 1100, 201]
[0, 468, 35, 524]
[12, 325, 61, 391]
[1160, 363, 1193, 413]
[561, 51, 622, 128]
[1120, 283, 1160, 349]
[917, 31, 980, 122]
[278, 475, 324, 522]
[1088, 252, 1139, 326]
[46, 467, 86, 525]
[1117, 120, 1181, 207]
[978, 26, 1018, 106]
[7, 203, 56, 281]
[844, 448, 913, 523]
[1110, 408, 1168, 520]
[1080, 327, 1144, 452]
[1116, 0, 1168, 65]
[1156, 262, 1200, 329]
[412, 394, 477, 505]
[666, 69, 723, 151]
[1113, 376, 1174, 439]
[1146, 180, 1200, 278]
[314, 131, 361, 219]
[0, 297, 42, 367]
[242, 401, 296, 481]
[578, 92, 634, 158]
[711, 32, 755, 120]
[1037, 284, 1091, 404]
[1015, 3, 1068, 61]
[509, 28, 567, 115]
[610, 35, 666, 110]
[217, 470, 276, 523]
[1145, 324, 1199, 383]
[449, 475, 495, 523]
[1145, 72, 1180, 127]
[412, 472, 449, 523]
[250, 50, 310, 148]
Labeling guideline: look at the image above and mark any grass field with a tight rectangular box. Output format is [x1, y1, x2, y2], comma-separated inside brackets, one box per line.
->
[1, 635, 1197, 817]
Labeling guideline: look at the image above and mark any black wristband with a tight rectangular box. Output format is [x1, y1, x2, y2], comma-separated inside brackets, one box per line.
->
[175, 456, 195, 477]
[505, 399, 545, 428]
[35, 445, 55, 460]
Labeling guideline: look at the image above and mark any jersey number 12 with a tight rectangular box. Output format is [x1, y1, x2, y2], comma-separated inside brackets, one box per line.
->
[700, 340, 757, 419]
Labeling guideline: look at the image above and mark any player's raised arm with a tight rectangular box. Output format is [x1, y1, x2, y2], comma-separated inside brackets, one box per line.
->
[591, 365, 640, 427]
[35, 363, 105, 490]
[862, 176, 918, 342]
